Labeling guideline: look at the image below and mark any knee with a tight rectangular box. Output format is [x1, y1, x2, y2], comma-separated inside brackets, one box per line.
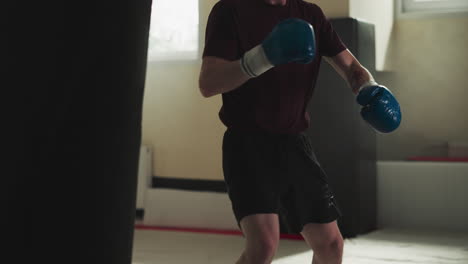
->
[257, 237, 279, 259]
[314, 235, 344, 258]
[246, 236, 279, 263]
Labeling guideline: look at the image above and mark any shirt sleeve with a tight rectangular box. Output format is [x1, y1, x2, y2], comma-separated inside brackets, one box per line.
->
[202, 2, 240, 61]
[316, 5, 347, 57]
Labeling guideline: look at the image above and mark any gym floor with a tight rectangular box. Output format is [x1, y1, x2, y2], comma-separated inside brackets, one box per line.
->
[132, 228, 468, 264]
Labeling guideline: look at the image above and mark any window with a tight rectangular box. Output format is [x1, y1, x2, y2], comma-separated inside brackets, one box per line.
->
[402, 0, 468, 14]
[147, 0, 199, 61]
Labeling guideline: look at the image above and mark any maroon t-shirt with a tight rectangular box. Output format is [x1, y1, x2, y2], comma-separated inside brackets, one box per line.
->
[203, 0, 346, 134]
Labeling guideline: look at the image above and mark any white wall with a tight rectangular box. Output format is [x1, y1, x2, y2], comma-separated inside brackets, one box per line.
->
[142, 0, 225, 180]
[142, 61, 225, 180]
[307, 0, 348, 17]
[376, 16, 468, 160]
[309, 0, 394, 71]
[349, 0, 394, 70]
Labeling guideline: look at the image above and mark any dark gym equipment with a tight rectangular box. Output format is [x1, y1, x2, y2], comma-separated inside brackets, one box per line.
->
[5, 0, 153, 263]
[306, 18, 377, 238]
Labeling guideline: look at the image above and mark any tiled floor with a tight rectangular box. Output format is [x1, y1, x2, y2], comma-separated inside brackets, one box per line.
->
[132, 228, 468, 264]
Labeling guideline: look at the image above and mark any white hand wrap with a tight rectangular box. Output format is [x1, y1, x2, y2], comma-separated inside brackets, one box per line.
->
[240, 45, 274, 78]
[357, 80, 378, 93]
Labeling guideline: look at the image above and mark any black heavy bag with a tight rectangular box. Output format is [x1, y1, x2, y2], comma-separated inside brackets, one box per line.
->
[4, 0, 153, 263]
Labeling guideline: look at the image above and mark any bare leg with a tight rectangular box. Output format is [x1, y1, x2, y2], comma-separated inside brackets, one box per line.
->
[235, 214, 280, 264]
[300, 221, 344, 264]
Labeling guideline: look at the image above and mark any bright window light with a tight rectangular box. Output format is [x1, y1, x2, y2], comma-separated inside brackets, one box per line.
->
[147, 0, 199, 61]
[402, 0, 468, 14]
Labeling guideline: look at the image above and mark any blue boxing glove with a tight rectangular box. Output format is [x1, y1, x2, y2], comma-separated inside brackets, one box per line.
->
[356, 82, 402, 133]
[240, 18, 316, 77]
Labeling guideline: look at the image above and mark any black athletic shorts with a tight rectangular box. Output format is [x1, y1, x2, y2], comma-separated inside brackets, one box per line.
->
[222, 128, 342, 234]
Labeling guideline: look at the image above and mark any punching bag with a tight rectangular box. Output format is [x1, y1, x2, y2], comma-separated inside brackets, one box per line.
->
[4, 0, 153, 263]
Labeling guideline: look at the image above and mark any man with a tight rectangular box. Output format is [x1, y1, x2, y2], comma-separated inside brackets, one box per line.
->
[199, 0, 401, 263]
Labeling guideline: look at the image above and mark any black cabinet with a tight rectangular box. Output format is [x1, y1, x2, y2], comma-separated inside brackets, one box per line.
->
[306, 18, 377, 238]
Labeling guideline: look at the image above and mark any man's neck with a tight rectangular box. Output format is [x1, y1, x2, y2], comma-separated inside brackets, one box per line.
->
[263, 0, 287, 6]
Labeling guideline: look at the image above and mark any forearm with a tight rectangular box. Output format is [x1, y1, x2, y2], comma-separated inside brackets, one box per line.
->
[324, 50, 375, 95]
[199, 57, 250, 98]
[347, 62, 375, 94]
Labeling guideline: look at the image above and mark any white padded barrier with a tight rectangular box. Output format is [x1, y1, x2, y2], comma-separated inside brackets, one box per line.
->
[141, 161, 468, 232]
[377, 161, 468, 231]
[143, 188, 238, 230]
